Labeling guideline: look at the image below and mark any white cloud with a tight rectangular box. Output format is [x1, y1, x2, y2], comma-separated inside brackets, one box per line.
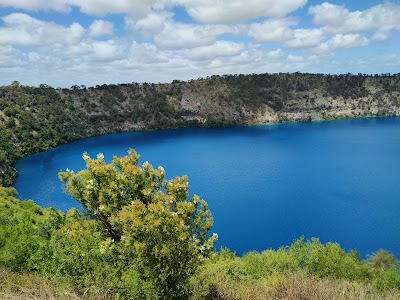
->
[183, 41, 244, 60]
[27, 51, 56, 68]
[249, 19, 326, 49]
[308, 2, 348, 27]
[372, 30, 391, 41]
[127, 11, 173, 35]
[284, 28, 324, 48]
[129, 42, 169, 64]
[0, 45, 24, 68]
[154, 22, 235, 49]
[287, 54, 303, 62]
[175, 0, 307, 23]
[248, 18, 296, 43]
[309, 2, 400, 38]
[266, 48, 283, 58]
[89, 20, 114, 37]
[229, 46, 284, 66]
[66, 40, 124, 62]
[315, 33, 369, 55]
[70, 0, 164, 17]
[0, 0, 308, 23]
[0, 0, 71, 12]
[0, 13, 85, 47]
[0, 0, 166, 16]
[72, 0, 166, 16]
[27, 52, 41, 63]
[66, 23, 86, 44]
[199, 45, 291, 76]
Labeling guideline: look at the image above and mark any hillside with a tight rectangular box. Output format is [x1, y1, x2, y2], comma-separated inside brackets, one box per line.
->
[1, 72, 400, 185]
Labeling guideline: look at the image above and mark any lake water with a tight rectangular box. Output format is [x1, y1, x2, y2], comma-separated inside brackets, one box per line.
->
[14, 117, 400, 257]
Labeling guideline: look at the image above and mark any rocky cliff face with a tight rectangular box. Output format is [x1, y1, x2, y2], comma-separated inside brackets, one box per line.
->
[1, 72, 399, 185]
[59, 73, 400, 131]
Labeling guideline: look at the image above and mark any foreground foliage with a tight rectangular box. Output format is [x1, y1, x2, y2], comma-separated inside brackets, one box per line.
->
[191, 244, 400, 299]
[1, 182, 399, 299]
[1, 150, 216, 299]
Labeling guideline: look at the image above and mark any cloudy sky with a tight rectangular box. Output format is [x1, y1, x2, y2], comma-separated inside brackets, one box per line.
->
[0, 0, 399, 87]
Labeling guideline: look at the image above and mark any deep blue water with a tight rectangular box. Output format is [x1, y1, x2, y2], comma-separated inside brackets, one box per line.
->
[14, 117, 400, 257]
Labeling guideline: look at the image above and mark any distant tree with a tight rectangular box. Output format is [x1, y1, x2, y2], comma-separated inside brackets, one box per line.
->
[11, 81, 20, 88]
[5, 117, 16, 128]
[0, 98, 5, 110]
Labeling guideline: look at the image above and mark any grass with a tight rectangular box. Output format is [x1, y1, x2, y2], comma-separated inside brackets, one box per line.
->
[192, 270, 400, 300]
[0, 268, 114, 300]
[271, 272, 399, 300]
[0, 268, 82, 300]
[1, 268, 399, 299]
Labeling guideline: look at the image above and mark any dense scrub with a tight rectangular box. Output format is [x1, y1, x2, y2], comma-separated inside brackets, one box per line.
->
[191, 241, 400, 299]
[1, 73, 400, 185]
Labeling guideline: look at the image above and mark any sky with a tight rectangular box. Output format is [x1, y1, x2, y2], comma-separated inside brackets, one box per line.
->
[0, 0, 399, 87]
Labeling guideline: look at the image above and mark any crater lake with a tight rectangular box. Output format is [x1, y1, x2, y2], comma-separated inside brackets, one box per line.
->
[14, 117, 400, 257]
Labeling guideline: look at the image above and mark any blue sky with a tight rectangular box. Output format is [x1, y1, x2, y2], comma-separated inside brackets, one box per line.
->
[0, 0, 399, 87]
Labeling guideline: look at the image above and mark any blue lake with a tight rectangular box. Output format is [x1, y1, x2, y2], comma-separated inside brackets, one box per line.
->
[14, 117, 400, 257]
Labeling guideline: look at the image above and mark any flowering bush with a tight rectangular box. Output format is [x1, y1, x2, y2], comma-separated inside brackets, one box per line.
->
[57, 149, 217, 298]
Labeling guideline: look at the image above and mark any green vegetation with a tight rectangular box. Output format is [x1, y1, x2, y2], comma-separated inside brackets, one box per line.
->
[0, 73, 400, 298]
[191, 242, 400, 299]
[1, 151, 217, 299]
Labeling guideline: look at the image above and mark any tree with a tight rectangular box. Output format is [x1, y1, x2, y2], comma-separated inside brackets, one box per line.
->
[369, 250, 397, 270]
[11, 80, 20, 88]
[58, 150, 217, 298]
